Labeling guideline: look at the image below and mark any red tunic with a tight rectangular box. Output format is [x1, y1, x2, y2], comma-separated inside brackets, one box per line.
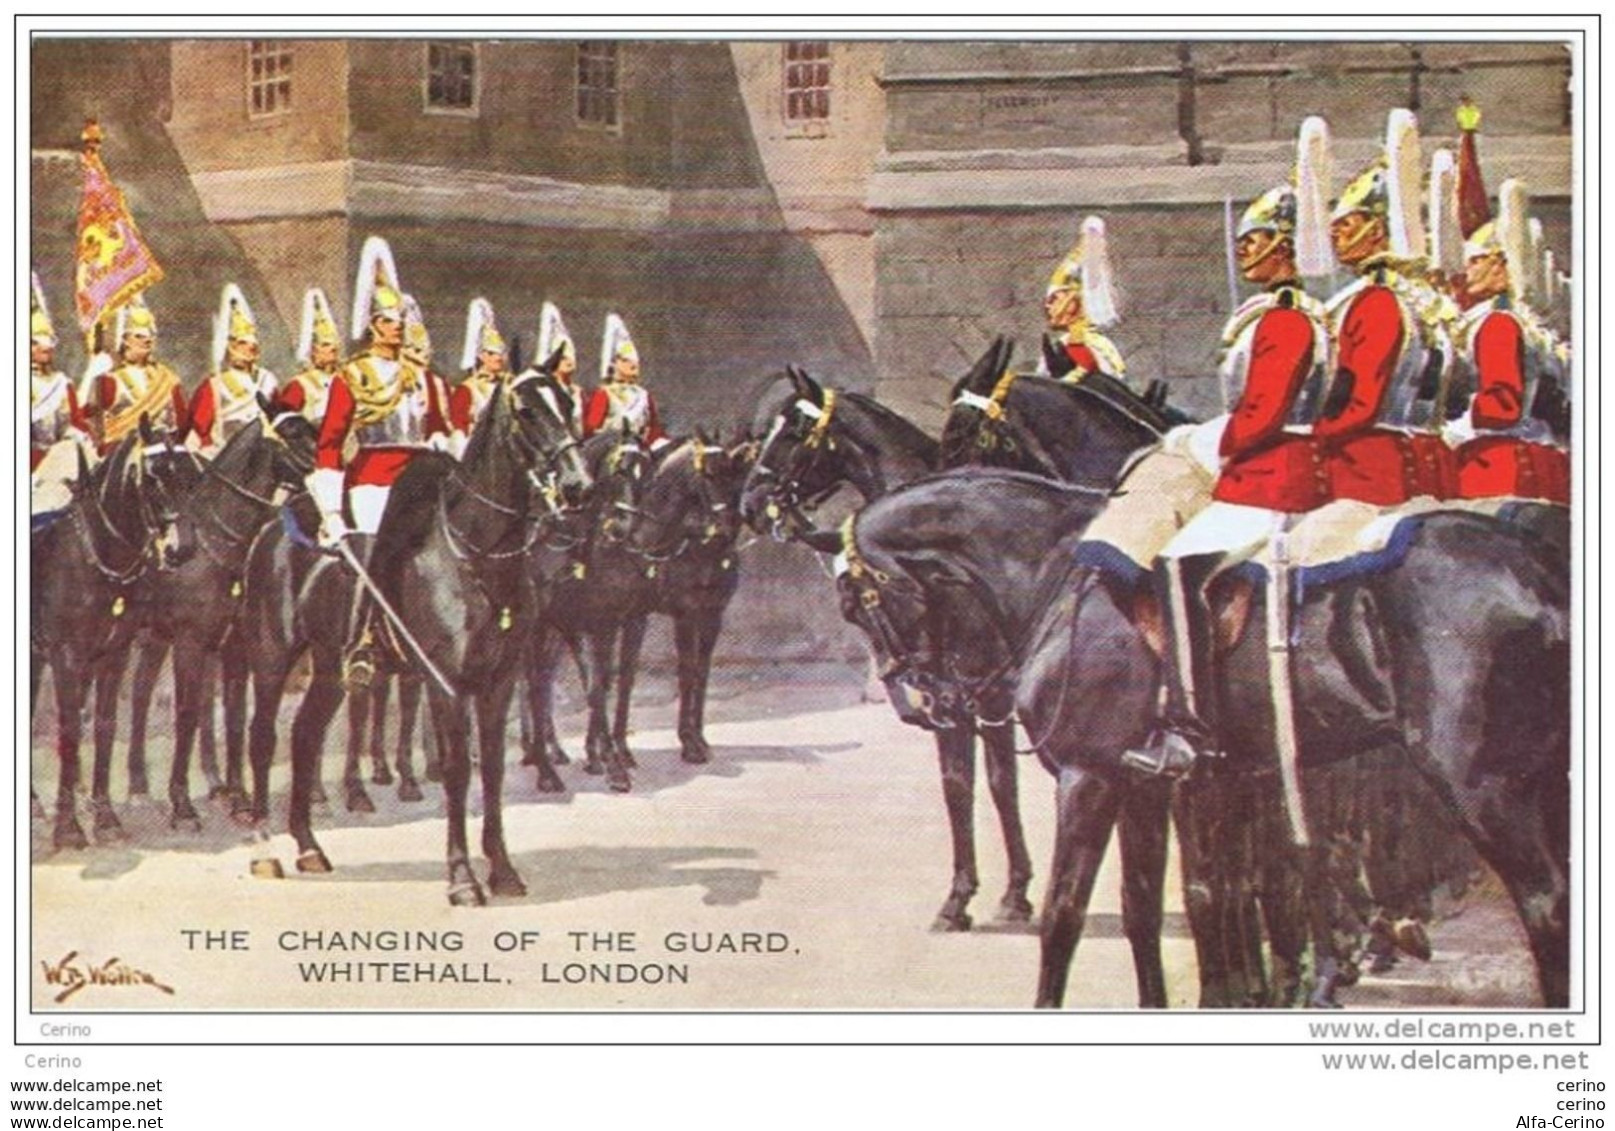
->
[94, 370, 189, 454]
[582, 385, 666, 444]
[1455, 312, 1570, 504]
[1314, 285, 1419, 506]
[1211, 306, 1329, 513]
[314, 363, 451, 489]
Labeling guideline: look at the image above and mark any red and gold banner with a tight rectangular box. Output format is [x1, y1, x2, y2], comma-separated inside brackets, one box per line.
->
[73, 120, 163, 339]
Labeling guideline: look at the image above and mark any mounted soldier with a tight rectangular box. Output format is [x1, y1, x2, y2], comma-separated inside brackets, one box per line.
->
[1037, 215, 1127, 387]
[1077, 118, 1337, 777]
[278, 287, 344, 425]
[515, 301, 585, 437]
[448, 297, 508, 456]
[79, 294, 188, 455]
[187, 284, 280, 456]
[1444, 180, 1571, 503]
[306, 236, 452, 687]
[30, 272, 91, 516]
[582, 313, 667, 447]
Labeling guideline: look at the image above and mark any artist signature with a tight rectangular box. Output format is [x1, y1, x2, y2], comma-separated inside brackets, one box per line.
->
[40, 951, 175, 1004]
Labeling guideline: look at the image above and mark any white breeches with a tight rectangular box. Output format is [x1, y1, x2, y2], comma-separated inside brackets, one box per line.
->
[1160, 501, 1286, 564]
[348, 485, 391, 536]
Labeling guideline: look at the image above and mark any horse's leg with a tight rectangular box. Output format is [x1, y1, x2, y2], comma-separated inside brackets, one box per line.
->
[197, 657, 226, 800]
[433, 691, 483, 906]
[932, 726, 978, 932]
[1173, 776, 1231, 1008]
[341, 680, 375, 813]
[1250, 777, 1307, 1008]
[517, 666, 538, 766]
[522, 629, 565, 793]
[582, 631, 631, 791]
[369, 673, 394, 786]
[544, 633, 573, 765]
[221, 642, 253, 818]
[1116, 776, 1172, 1008]
[394, 673, 425, 802]
[289, 649, 345, 873]
[166, 638, 206, 832]
[89, 645, 133, 842]
[1222, 774, 1270, 1008]
[979, 721, 1033, 921]
[477, 680, 525, 898]
[612, 614, 647, 768]
[50, 651, 88, 850]
[126, 636, 166, 798]
[1035, 763, 1123, 1008]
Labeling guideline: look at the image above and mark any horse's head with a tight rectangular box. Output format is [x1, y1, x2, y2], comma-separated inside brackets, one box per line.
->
[508, 377, 592, 511]
[740, 365, 848, 539]
[624, 428, 747, 558]
[588, 422, 653, 546]
[258, 393, 318, 485]
[130, 416, 205, 569]
[939, 336, 1025, 470]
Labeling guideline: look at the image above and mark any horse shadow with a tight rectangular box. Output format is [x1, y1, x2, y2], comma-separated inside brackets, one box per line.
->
[297, 844, 772, 908]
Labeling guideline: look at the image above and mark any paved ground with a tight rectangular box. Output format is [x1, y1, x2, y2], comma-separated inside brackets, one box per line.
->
[29, 665, 1542, 1011]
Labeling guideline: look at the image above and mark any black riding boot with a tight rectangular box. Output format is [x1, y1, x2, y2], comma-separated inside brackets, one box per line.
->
[1123, 551, 1224, 778]
[341, 534, 377, 693]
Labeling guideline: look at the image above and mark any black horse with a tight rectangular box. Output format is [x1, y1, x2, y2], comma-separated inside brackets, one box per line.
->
[31, 424, 202, 849]
[523, 426, 656, 793]
[825, 472, 1571, 1008]
[241, 379, 589, 901]
[608, 433, 753, 766]
[740, 354, 1047, 931]
[122, 405, 317, 830]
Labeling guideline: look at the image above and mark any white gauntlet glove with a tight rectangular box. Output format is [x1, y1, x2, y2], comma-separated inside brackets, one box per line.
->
[306, 467, 349, 548]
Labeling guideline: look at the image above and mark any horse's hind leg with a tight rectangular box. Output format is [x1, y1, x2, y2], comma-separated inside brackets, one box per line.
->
[581, 631, 630, 791]
[611, 614, 647, 769]
[89, 646, 133, 842]
[980, 721, 1033, 922]
[126, 635, 166, 798]
[50, 653, 88, 850]
[521, 630, 566, 793]
[30, 652, 47, 821]
[368, 673, 394, 786]
[166, 639, 209, 832]
[221, 643, 253, 818]
[431, 692, 483, 906]
[394, 673, 425, 802]
[197, 657, 226, 800]
[476, 680, 525, 898]
[341, 683, 375, 813]
[932, 726, 979, 932]
[289, 652, 345, 873]
[1116, 777, 1172, 1008]
[1036, 763, 1123, 1008]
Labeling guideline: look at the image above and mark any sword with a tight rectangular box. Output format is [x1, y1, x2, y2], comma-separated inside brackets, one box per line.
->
[334, 538, 456, 697]
[1265, 526, 1310, 847]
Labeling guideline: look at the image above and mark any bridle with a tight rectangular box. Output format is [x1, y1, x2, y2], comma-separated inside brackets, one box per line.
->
[751, 389, 848, 532]
[625, 440, 737, 564]
[947, 369, 1066, 482]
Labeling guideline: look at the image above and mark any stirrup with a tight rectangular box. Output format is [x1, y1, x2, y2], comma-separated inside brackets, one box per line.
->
[1122, 726, 1213, 779]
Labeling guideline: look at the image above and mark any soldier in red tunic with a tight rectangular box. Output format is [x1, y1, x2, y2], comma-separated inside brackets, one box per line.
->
[306, 236, 452, 687]
[80, 295, 189, 455]
[582, 313, 667, 446]
[29, 272, 90, 478]
[1038, 215, 1127, 384]
[277, 288, 343, 425]
[448, 297, 508, 456]
[187, 284, 280, 456]
[1118, 118, 1335, 777]
[514, 302, 585, 437]
[1447, 180, 1570, 503]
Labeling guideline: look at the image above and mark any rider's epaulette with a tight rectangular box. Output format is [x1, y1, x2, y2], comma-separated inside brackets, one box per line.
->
[1220, 292, 1277, 345]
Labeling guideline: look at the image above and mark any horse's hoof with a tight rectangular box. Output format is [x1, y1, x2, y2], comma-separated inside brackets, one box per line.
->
[230, 808, 260, 829]
[680, 742, 712, 765]
[250, 858, 286, 879]
[1394, 919, 1432, 962]
[547, 745, 571, 766]
[448, 881, 486, 907]
[535, 767, 565, 794]
[583, 758, 605, 776]
[607, 771, 632, 794]
[488, 870, 527, 899]
[519, 747, 539, 768]
[310, 783, 329, 806]
[371, 764, 394, 787]
[931, 912, 972, 933]
[397, 778, 424, 803]
[207, 784, 233, 802]
[296, 849, 333, 874]
[996, 897, 1034, 923]
[345, 785, 375, 814]
[92, 812, 127, 843]
[618, 746, 638, 770]
[53, 819, 89, 852]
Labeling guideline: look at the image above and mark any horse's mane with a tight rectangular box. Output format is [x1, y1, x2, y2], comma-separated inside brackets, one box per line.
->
[1028, 373, 1184, 436]
[838, 391, 941, 465]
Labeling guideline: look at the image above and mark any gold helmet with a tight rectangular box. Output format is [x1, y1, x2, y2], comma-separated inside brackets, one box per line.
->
[1046, 216, 1119, 327]
[30, 270, 56, 348]
[460, 297, 506, 372]
[114, 293, 157, 346]
[1238, 116, 1333, 279]
[212, 283, 259, 366]
[1332, 108, 1424, 261]
[297, 287, 342, 366]
[600, 313, 639, 382]
[1465, 179, 1532, 300]
[351, 235, 405, 337]
[402, 294, 432, 360]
